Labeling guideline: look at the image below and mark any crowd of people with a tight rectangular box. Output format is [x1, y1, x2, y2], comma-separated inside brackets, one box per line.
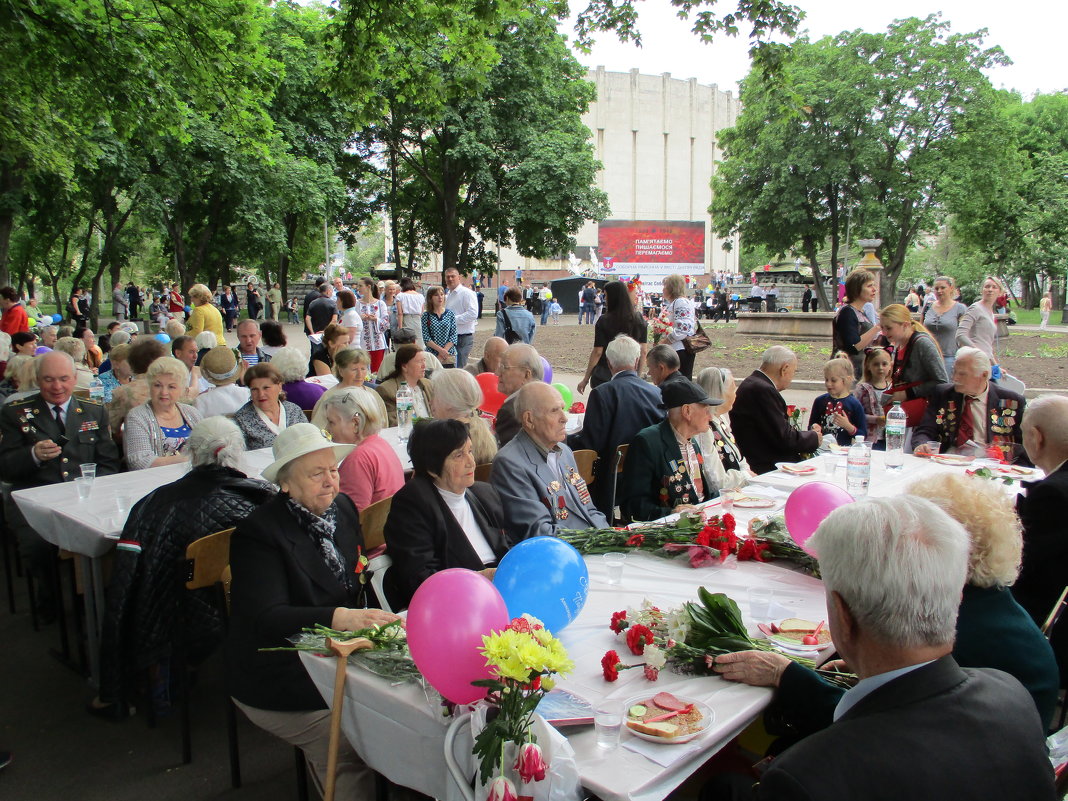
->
[0, 267, 1063, 796]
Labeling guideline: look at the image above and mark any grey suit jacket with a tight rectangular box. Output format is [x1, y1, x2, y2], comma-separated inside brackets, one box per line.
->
[491, 431, 608, 542]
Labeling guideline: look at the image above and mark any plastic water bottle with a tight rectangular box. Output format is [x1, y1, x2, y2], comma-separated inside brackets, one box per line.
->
[89, 375, 105, 403]
[847, 435, 870, 496]
[884, 402, 907, 471]
[396, 381, 414, 443]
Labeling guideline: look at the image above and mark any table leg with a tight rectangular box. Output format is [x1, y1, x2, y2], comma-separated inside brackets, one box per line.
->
[81, 556, 103, 690]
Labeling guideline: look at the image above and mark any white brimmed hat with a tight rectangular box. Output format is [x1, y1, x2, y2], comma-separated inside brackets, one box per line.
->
[261, 423, 354, 484]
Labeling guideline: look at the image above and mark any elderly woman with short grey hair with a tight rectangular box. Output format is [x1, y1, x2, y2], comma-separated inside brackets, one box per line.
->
[226, 423, 399, 796]
[695, 366, 752, 490]
[430, 367, 497, 464]
[321, 388, 404, 510]
[270, 346, 326, 411]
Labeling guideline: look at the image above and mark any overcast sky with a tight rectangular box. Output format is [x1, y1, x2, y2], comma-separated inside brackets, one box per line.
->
[564, 0, 1067, 97]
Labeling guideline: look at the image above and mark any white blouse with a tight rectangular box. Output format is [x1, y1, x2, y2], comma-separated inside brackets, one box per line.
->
[436, 486, 496, 564]
[255, 402, 287, 435]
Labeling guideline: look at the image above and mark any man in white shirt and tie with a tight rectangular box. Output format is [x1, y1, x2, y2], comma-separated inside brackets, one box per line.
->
[444, 267, 479, 370]
[0, 352, 120, 620]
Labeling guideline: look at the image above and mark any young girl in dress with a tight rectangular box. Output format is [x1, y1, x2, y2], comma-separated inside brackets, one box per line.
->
[808, 357, 867, 447]
[852, 347, 893, 448]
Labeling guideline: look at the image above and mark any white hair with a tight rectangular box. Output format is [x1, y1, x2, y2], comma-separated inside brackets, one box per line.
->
[270, 347, 310, 383]
[194, 331, 218, 350]
[188, 416, 246, 470]
[0, 331, 10, 361]
[431, 368, 482, 416]
[954, 346, 990, 376]
[503, 344, 544, 382]
[320, 387, 387, 438]
[696, 366, 734, 401]
[605, 335, 640, 370]
[109, 330, 131, 346]
[808, 496, 969, 649]
[760, 345, 797, 370]
[513, 381, 555, 421]
[1023, 395, 1068, 450]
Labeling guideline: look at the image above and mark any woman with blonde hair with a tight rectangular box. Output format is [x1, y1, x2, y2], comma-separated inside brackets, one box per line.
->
[310, 348, 374, 427]
[1, 354, 38, 404]
[54, 336, 93, 389]
[879, 303, 947, 408]
[659, 273, 697, 379]
[429, 368, 497, 464]
[186, 283, 226, 343]
[124, 357, 204, 469]
[957, 275, 1002, 367]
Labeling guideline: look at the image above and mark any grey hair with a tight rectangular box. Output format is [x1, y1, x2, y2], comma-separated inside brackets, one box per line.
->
[188, 416, 246, 470]
[194, 331, 218, 350]
[760, 345, 797, 370]
[809, 496, 969, 649]
[696, 366, 734, 400]
[6, 354, 35, 389]
[1022, 395, 1068, 451]
[41, 325, 57, 338]
[0, 331, 10, 361]
[54, 336, 86, 363]
[270, 347, 310, 383]
[954, 346, 990, 376]
[145, 356, 190, 388]
[605, 335, 640, 370]
[320, 387, 387, 438]
[236, 318, 260, 333]
[505, 344, 544, 381]
[431, 368, 482, 416]
[646, 344, 680, 370]
[513, 381, 557, 422]
[109, 330, 131, 346]
[35, 350, 75, 379]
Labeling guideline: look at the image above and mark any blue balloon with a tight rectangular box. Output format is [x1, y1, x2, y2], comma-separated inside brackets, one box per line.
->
[154, 333, 171, 343]
[52, 314, 63, 324]
[493, 536, 588, 633]
[184, 305, 192, 314]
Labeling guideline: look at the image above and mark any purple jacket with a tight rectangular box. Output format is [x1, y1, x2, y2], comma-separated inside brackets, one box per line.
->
[282, 380, 326, 411]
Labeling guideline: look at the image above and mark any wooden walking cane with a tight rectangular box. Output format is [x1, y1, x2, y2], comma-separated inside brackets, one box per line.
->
[324, 636, 374, 801]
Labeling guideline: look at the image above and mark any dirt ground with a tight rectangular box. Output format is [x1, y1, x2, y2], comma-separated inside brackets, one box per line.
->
[469, 313, 1068, 390]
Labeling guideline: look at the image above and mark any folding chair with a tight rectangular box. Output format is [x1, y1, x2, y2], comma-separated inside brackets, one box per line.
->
[358, 497, 393, 612]
[610, 443, 630, 525]
[572, 449, 598, 487]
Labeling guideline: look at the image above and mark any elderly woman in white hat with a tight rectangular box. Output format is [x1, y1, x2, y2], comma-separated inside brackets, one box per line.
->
[194, 346, 250, 418]
[226, 423, 399, 797]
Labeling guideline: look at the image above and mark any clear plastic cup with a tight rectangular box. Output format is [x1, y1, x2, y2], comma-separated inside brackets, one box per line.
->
[603, 552, 626, 585]
[80, 463, 97, 481]
[594, 702, 623, 749]
[75, 477, 93, 501]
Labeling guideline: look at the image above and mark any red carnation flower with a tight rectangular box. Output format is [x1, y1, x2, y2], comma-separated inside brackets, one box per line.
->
[737, 538, 770, 562]
[626, 533, 645, 547]
[625, 624, 654, 655]
[601, 650, 621, 682]
[610, 610, 629, 633]
[688, 545, 719, 568]
[721, 513, 736, 533]
[569, 402, 586, 414]
[508, 617, 533, 634]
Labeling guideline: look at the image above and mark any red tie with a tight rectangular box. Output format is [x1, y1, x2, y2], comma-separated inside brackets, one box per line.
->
[956, 396, 974, 446]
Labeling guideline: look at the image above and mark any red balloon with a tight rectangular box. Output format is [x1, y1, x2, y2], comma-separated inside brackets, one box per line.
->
[475, 372, 507, 415]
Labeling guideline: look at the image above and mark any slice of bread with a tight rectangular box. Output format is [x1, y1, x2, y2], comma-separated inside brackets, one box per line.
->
[627, 720, 679, 738]
[779, 618, 818, 633]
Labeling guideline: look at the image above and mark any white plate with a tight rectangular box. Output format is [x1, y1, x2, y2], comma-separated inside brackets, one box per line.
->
[775, 462, 817, 476]
[766, 634, 831, 654]
[732, 496, 778, 509]
[931, 454, 974, 466]
[624, 694, 714, 744]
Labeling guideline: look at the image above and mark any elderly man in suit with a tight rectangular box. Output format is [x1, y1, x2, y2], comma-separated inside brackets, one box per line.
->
[620, 379, 720, 522]
[0, 351, 120, 619]
[491, 382, 608, 542]
[912, 346, 1027, 462]
[710, 496, 1056, 800]
[1015, 395, 1068, 647]
[568, 335, 663, 515]
[730, 345, 821, 474]
[493, 343, 543, 446]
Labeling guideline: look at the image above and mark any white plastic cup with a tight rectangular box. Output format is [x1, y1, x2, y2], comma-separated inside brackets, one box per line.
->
[594, 702, 623, 749]
[603, 552, 626, 585]
[720, 491, 735, 514]
[115, 493, 134, 518]
[749, 587, 775, 622]
[75, 477, 93, 501]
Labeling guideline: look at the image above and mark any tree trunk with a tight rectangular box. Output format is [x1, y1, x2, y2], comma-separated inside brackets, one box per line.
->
[0, 158, 28, 287]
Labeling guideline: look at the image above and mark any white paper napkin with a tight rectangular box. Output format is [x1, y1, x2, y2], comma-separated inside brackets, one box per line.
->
[621, 731, 708, 767]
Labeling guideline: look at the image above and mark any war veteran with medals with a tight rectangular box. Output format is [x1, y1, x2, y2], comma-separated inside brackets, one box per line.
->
[0, 351, 120, 616]
[913, 346, 1027, 463]
[491, 381, 608, 542]
[620, 378, 721, 522]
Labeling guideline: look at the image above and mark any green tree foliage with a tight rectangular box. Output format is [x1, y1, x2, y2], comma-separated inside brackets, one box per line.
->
[370, 3, 609, 276]
[711, 15, 1011, 305]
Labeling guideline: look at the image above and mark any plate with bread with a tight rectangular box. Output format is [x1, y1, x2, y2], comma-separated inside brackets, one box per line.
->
[624, 692, 714, 744]
[775, 462, 817, 476]
[759, 618, 832, 653]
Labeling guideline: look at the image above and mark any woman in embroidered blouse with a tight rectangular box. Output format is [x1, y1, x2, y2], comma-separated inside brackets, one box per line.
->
[234, 363, 308, 450]
[421, 286, 457, 366]
[695, 366, 753, 490]
[356, 277, 387, 374]
[956, 276, 1001, 367]
[124, 357, 204, 470]
[659, 273, 697, 379]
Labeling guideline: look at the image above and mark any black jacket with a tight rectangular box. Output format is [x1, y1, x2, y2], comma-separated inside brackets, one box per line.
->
[383, 476, 509, 611]
[729, 370, 819, 475]
[226, 492, 366, 711]
[99, 466, 275, 704]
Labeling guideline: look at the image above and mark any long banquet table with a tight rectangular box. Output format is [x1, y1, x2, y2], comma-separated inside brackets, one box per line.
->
[299, 451, 1037, 801]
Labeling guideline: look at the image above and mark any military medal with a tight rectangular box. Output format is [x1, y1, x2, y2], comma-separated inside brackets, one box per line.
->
[549, 480, 561, 492]
[556, 495, 569, 520]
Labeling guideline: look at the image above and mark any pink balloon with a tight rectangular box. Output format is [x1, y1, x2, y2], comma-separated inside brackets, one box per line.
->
[540, 356, 553, 385]
[784, 481, 855, 555]
[406, 568, 510, 704]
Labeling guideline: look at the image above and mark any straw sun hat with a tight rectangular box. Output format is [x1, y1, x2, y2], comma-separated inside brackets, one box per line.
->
[200, 346, 241, 387]
[261, 423, 354, 485]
